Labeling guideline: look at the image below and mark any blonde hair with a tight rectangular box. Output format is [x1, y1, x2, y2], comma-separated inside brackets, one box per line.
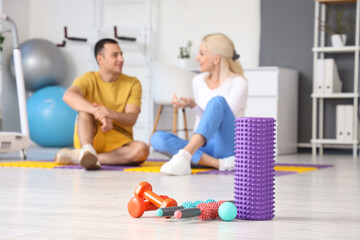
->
[202, 33, 246, 83]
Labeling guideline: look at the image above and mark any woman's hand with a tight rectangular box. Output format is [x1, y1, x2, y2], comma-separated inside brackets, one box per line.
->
[171, 94, 196, 109]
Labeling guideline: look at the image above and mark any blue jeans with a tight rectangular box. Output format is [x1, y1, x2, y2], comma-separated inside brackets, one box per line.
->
[151, 96, 235, 164]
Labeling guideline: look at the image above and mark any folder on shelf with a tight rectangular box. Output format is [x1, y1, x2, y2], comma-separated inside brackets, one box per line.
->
[337, 104, 360, 141]
[315, 58, 342, 94]
[324, 58, 342, 94]
[315, 59, 325, 94]
[344, 105, 353, 140]
[336, 105, 346, 141]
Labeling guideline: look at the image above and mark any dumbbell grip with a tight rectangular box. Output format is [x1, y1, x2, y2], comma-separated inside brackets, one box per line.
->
[144, 191, 164, 207]
[143, 195, 169, 211]
[143, 199, 159, 211]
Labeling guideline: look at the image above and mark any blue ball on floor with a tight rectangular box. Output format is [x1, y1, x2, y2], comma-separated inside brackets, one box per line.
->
[27, 86, 77, 147]
[218, 202, 238, 221]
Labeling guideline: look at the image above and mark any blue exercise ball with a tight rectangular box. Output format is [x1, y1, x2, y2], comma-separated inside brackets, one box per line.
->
[9, 38, 67, 92]
[27, 86, 77, 147]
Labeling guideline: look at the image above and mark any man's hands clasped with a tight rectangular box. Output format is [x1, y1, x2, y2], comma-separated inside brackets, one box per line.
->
[93, 103, 113, 132]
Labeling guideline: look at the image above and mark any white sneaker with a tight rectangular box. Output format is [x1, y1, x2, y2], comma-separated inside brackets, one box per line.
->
[160, 149, 192, 176]
[55, 148, 81, 164]
[219, 155, 235, 171]
[79, 144, 101, 170]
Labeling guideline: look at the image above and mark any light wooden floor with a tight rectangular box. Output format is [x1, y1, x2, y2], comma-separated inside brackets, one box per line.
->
[1, 148, 360, 240]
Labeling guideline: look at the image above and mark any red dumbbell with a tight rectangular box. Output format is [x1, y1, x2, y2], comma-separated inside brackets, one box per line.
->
[134, 182, 177, 208]
[128, 195, 169, 218]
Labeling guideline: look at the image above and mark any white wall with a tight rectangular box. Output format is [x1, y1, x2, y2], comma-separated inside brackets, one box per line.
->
[28, 0, 97, 87]
[5, 0, 261, 82]
[1, 0, 261, 141]
[154, 0, 260, 68]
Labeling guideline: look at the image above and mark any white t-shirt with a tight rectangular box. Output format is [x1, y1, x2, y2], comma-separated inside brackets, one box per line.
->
[192, 72, 248, 130]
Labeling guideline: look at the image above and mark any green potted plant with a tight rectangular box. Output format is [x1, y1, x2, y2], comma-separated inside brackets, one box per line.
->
[177, 40, 192, 68]
[0, 34, 5, 52]
[0, 30, 10, 51]
[318, 5, 354, 47]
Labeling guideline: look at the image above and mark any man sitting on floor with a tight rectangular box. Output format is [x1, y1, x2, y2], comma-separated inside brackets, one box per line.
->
[55, 38, 149, 170]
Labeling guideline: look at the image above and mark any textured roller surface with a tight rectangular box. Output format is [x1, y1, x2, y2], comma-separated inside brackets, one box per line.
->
[234, 117, 275, 220]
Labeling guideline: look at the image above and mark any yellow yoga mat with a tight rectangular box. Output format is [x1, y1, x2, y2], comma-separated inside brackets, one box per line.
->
[0, 160, 332, 175]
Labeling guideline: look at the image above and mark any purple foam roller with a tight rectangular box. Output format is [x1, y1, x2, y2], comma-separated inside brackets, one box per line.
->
[234, 117, 275, 220]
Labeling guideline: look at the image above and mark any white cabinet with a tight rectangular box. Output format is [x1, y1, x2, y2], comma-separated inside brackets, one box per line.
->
[245, 67, 299, 155]
[311, 0, 359, 157]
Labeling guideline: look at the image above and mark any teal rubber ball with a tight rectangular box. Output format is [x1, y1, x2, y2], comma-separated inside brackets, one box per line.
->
[218, 202, 237, 221]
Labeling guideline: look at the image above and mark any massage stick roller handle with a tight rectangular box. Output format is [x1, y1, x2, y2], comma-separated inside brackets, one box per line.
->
[174, 208, 202, 219]
[156, 206, 185, 217]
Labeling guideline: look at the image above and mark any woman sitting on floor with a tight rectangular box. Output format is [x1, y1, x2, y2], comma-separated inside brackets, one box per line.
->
[151, 33, 248, 175]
